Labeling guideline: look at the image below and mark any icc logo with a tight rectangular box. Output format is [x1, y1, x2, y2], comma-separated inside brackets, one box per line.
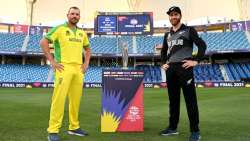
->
[130, 19, 138, 25]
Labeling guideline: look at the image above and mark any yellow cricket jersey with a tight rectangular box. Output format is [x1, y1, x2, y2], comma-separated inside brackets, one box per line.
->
[45, 22, 90, 64]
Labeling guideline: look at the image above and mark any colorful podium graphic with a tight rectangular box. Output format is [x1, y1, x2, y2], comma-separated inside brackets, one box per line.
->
[101, 70, 144, 132]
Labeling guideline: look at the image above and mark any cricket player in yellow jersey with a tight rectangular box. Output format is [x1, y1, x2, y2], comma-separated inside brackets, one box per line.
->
[40, 6, 91, 141]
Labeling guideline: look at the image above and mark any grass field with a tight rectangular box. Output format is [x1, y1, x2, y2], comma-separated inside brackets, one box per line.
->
[0, 88, 250, 141]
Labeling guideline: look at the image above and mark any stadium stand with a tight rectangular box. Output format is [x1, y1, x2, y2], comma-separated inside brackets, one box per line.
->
[84, 66, 103, 83]
[194, 64, 224, 82]
[89, 37, 118, 54]
[136, 36, 163, 54]
[135, 65, 162, 83]
[1, 63, 249, 83]
[0, 30, 250, 83]
[0, 32, 26, 52]
[201, 31, 250, 52]
[88, 31, 250, 54]
[2, 31, 249, 54]
[224, 63, 250, 81]
[27, 34, 43, 52]
[0, 64, 49, 82]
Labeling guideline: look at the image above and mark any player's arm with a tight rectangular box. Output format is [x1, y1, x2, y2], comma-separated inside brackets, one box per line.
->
[182, 27, 207, 69]
[40, 38, 64, 72]
[161, 33, 169, 70]
[189, 27, 207, 61]
[40, 38, 54, 63]
[40, 27, 64, 72]
[82, 46, 91, 73]
[81, 32, 91, 73]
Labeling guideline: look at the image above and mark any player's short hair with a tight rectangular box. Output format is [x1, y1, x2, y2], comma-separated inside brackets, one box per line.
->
[68, 6, 80, 14]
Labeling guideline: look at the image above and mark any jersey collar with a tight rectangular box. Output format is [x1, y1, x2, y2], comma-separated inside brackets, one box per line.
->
[64, 22, 79, 33]
[170, 24, 186, 33]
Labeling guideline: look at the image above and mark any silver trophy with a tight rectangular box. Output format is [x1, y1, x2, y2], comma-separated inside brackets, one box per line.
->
[120, 42, 129, 69]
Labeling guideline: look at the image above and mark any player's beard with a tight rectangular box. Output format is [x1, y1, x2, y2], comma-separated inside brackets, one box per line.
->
[170, 17, 181, 26]
[69, 18, 79, 26]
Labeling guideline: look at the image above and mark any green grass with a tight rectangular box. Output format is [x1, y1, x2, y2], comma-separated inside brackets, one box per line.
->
[0, 88, 250, 141]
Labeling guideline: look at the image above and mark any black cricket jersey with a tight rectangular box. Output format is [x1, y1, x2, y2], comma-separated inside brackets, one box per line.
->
[161, 24, 207, 64]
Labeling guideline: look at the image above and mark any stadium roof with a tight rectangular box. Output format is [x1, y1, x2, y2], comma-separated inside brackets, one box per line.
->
[0, 0, 249, 27]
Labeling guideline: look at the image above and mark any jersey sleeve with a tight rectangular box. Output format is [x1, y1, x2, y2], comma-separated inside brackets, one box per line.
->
[44, 26, 60, 43]
[160, 32, 169, 64]
[189, 27, 207, 61]
[82, 32, 90, 49]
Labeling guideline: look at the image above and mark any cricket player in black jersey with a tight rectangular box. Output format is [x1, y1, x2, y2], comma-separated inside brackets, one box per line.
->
[160, 6, 207, 141]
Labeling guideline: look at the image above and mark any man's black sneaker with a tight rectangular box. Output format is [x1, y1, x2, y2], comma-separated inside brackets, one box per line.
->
[160, 128, 179, 136]
[67, 128, 88, 136]
[48, 133, 60, 141]
[189, 132, 201, 141]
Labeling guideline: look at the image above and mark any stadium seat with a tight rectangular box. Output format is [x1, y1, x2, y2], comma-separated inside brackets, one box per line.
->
[0, 32, 26, 52]
[193, 64, 224, 82]
[0, 64, 49, 82]
[27, 34, 43, 52]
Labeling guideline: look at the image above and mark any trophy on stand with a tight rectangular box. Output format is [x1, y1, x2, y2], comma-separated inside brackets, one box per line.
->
[120, 42, 129, 69]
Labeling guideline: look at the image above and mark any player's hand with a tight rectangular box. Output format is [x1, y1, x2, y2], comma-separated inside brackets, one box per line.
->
[182, 60, 198, 69]
[162, 63, 169, 71]
[81, 63, 89, 74]
[51, 61, 64, 72]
